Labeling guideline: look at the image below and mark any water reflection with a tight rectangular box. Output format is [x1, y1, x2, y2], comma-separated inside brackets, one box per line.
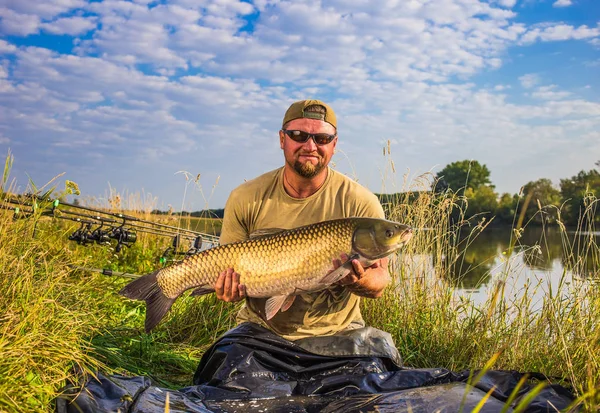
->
[444, 227, 599, 291]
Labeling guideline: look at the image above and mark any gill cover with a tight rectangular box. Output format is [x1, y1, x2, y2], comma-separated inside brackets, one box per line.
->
[352, 218, 411, 260]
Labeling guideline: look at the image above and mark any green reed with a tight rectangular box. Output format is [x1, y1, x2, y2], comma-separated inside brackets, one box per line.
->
[1, 149, 598, 411]
[362, 179, 599, 412]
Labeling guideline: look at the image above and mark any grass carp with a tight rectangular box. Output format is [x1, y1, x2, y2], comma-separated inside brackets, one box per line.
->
[120, 217, 413, 332]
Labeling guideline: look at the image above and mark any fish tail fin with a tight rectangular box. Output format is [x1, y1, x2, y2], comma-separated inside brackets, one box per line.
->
[119, 270, 176, 333]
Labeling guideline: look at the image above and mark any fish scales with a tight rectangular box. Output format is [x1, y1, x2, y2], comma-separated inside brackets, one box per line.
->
[156, 219, 354, 299]
[120, 217, 413, 332]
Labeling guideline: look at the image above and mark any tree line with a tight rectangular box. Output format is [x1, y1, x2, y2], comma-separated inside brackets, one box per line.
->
[424, 159, 600, 226]
[148, 160, 598, 227]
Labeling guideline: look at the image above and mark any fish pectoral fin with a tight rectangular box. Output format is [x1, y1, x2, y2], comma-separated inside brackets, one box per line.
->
[249, 228, 286, 239]
[319, 253, 360, 285]
[281, 295, 296, 312]
[190, 285, 214, 296]
[265, 295, 292, 320]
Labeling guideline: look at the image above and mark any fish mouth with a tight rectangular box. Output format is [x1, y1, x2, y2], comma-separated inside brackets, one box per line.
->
[400, 228, 413, 244]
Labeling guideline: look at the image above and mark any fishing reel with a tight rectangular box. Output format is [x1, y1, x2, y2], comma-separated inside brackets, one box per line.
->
[186, 235, 203, 255]
[109, 227, 137, 252]
[69, 222, 94, 245]
[89, 226, 112, 245]
[160, 234, 182, 264]
[159, 235, 203, 265]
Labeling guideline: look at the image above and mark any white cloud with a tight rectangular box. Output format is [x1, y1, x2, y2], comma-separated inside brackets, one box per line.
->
[1, 0, 86, 18]
[530, 85, 572, 100]
[519, 73, 540, 88]
[553, 0, 573, 7]
[0, 7, 41, 35]
[496, 0, 518, 8]
[0, 0, 599, 207]
[521, 23, 600, 43]
[0, 39, 17, 53]
[42, 16, 97, 36]
[0, 0, 87, 36]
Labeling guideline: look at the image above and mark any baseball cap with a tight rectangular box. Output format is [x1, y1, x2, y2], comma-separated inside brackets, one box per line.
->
[282, 99, 337, 129]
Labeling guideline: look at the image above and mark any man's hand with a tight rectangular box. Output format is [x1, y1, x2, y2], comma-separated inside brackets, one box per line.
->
[333, 253, 391, 298]
[215, 268, 246, 302]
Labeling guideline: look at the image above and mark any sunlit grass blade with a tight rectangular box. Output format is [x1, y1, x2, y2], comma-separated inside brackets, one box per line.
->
[500, 374, 529, 413]
[471, 385, 497, 413]
[511, 382, 547, 413]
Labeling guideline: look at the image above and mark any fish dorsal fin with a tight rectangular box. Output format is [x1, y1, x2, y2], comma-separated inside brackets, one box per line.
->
[265, 295, 291, 320]
[319, 254, 359, 285]
[249, 228, 286, 239]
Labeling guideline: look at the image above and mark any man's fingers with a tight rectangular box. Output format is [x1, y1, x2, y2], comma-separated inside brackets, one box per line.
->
[223, 268, 233, 298]
[338, 274, 359, 286]
[231, 272, 240, 300]
[216, 269, 246, 302]
[352, 259, 365, 277]
[215, 270, 226, 297]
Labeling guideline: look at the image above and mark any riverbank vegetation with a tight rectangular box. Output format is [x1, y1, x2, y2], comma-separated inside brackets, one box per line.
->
[149, 159, 600, 229]
[428, 159, 600, 226]
[1, 152, 599, 412]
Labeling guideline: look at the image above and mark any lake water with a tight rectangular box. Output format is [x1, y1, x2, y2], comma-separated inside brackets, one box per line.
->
[410, 226, 600, 306]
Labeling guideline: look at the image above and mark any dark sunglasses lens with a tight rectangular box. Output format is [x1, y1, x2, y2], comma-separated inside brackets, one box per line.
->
[313, 134, 334, 144]
[285, 130, 335, 145]
[286, 130, 310, 143]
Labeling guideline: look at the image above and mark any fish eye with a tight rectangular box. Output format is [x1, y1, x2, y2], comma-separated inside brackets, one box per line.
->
[385, 229, 394, 238]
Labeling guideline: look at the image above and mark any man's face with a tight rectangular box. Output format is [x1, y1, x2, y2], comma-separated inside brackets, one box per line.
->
[279, 118, 337, 179]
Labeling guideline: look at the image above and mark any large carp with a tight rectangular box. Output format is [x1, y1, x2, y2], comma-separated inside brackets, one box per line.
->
[120, 217, 412, 332]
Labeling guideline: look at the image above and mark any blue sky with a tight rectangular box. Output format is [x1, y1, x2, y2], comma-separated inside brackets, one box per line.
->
[0, 0, 598, 211]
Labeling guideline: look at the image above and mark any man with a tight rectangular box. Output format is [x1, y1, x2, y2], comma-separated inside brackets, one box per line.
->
[215, 99, 391, 340]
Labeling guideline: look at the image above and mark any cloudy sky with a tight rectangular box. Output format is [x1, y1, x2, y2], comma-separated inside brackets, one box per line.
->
[0, 0, 598, 211]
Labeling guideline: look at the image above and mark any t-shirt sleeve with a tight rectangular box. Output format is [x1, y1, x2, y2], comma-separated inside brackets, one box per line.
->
[219, 191, 249, 245]
[353, 189, 385, 219]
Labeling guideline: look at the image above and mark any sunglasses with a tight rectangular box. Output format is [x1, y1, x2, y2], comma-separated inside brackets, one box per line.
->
[282, 129, 337, 145]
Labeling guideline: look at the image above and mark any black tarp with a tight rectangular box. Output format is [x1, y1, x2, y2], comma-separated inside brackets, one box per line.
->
[58, 323, 576, 413]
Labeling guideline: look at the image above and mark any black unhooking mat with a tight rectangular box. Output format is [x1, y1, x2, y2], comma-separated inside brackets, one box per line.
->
[57, 323, 576, 413]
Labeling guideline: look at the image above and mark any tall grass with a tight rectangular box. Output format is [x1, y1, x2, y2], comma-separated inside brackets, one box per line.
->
[1, 150, 598, 412]
[362, 174, 600, 411]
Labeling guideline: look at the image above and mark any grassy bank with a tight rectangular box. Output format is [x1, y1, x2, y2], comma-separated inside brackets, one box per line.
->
[363, 187, 600, 410]
[1, 180, 598, 412]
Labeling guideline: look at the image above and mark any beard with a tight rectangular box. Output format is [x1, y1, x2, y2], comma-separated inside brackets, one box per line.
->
[292, 157, 324, 178]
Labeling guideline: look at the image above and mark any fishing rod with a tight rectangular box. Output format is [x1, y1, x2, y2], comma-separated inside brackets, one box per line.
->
[11, 196, 207, 236]
[5, 196, 219, 240]
[47, 206, 202, 241]
[46, 197, 206, 237]
[0, 203, 34, 219]
[68, 265, 142, 279]
[4, 196, 219, 254]
[51, 210, 208, 253]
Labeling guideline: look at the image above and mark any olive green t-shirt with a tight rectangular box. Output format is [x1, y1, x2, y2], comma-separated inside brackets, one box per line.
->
[220, 167, 385, 340]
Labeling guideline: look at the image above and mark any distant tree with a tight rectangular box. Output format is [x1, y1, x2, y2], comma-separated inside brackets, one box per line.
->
[465, 186, 498, 218]
[560, 169, 600, 225]
[496, 192, 519, 224]
[435, 160, 493, 194]
[520, 178, 561, 225]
